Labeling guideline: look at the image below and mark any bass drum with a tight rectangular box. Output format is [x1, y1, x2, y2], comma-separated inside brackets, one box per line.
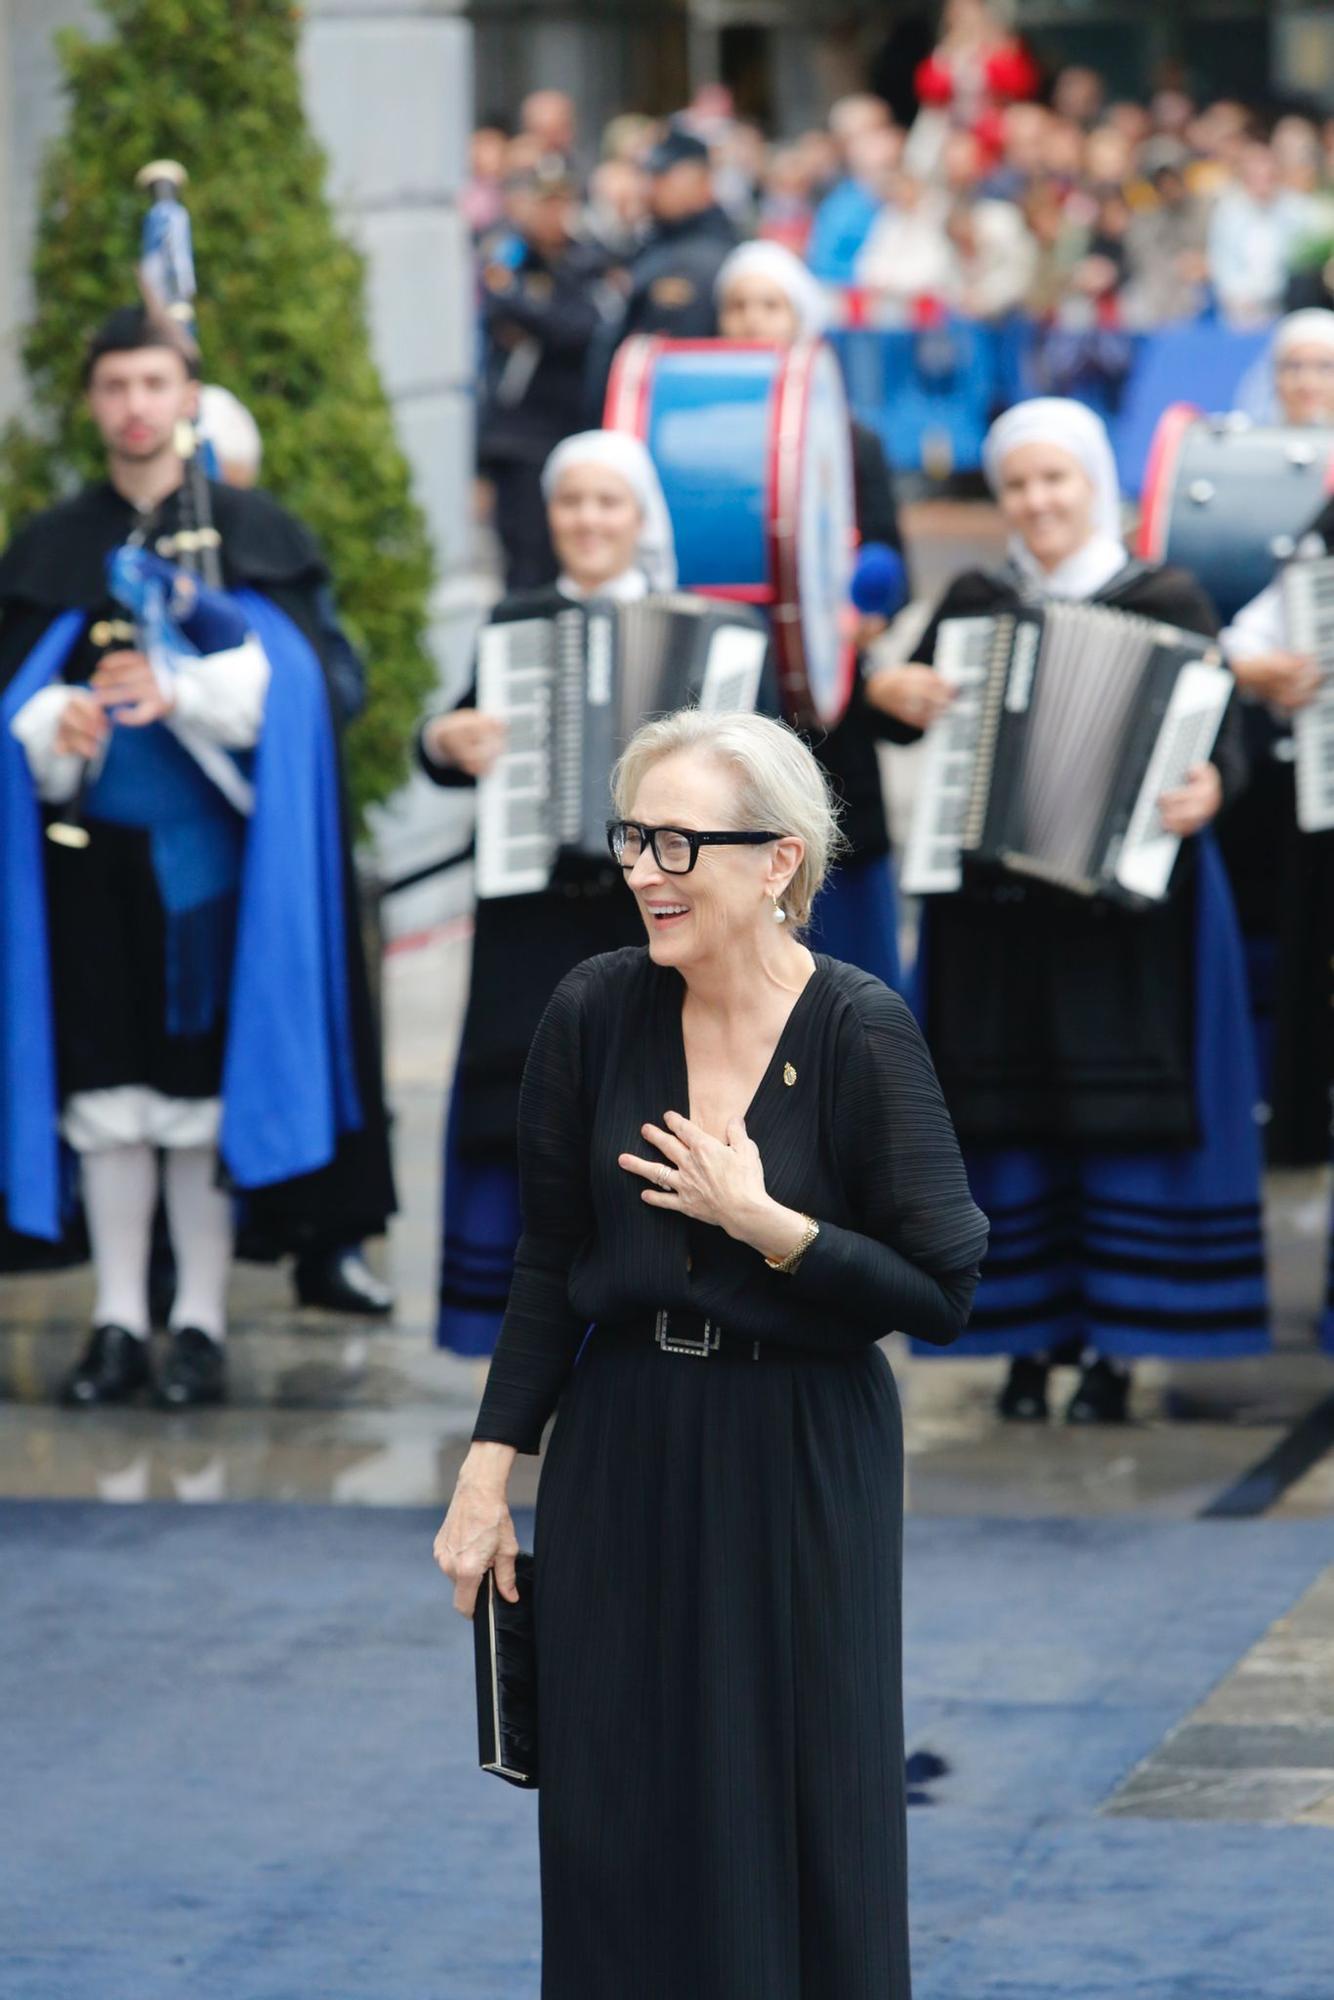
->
[1138, 404, 1334, 626]
[604, 335, 855, 728]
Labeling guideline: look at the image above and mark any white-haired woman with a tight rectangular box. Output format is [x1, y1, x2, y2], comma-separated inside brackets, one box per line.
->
[1219, 309, 1334, 1178]
[902, 397, 1267, 1422]
[716, 240, 921, 991]
[418, 431, 678, 1358]
[434, 708, 987, 1999]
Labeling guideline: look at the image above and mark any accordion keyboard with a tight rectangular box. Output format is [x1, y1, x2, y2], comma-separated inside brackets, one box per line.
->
[899, 617, 994, 895]
[474, 617, 557, 899]
[1114, 658, 1236, 902]
[697, 624, 769, 715]
[1284, 554, 1334, 834]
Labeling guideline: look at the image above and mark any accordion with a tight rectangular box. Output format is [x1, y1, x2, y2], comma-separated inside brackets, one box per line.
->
[1282, 553, 1334, 834]
[901, 602, 1233, 906]
[475, 593, 769, 899]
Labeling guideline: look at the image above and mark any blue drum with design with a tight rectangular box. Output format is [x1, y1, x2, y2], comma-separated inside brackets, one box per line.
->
[605, 336, 856, 727]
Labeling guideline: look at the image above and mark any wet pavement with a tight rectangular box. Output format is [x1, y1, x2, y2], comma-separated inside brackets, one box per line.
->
[1, 911, 1330, 1526]
[4, 504, 1334, 1997]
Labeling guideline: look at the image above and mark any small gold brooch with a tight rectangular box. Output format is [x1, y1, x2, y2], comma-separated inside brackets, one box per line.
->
[783, 1062, 797, 1087]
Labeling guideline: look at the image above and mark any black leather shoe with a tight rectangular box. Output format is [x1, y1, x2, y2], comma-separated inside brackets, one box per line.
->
[155, 1328, 227, 1409]
[998, 1355, 1050, 1422]
[294, 1247, 394, 1316]
[61, 1325, 154, 1407]
[1066, 1357, 1130, 1426]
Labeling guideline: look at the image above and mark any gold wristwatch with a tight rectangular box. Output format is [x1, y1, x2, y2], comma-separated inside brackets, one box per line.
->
[765, 1215, 820, 1275]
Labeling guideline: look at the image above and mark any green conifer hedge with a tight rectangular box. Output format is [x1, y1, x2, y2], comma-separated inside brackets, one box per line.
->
[0, 0, 438, 819]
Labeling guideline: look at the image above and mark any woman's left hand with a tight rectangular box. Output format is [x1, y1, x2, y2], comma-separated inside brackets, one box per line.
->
[1158, 760, 1223, 838]
[620, 1111, 768, 1239]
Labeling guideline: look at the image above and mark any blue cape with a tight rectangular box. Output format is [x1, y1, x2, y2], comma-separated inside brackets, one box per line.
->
[0, 591, 361, 1240]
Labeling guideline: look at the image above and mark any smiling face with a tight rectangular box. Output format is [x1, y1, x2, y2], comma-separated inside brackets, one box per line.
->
[622, 750, 801, 972]
[996, 440, 1099, 571]
[547, 463, 644, 591]
[1275, 340, 1334, 427]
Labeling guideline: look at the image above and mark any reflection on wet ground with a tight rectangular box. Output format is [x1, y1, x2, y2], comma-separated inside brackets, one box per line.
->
[2, 924, 1330, 1518]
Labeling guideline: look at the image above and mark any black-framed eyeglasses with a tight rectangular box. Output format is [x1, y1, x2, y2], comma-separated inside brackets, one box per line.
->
[606, 820, 785, 875]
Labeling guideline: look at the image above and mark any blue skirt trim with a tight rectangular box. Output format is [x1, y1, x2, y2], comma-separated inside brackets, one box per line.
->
[435, 1086, 520, 1357]
[915, 839, 1271, 1361]
[805, 854, 902, 991]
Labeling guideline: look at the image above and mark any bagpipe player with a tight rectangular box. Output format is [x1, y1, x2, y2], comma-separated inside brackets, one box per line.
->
[0, 309, 395, 1407]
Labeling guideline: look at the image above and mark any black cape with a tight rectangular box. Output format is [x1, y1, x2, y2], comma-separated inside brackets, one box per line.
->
[914, 558, 1245, 1148]
[0, 478, 395, 1261]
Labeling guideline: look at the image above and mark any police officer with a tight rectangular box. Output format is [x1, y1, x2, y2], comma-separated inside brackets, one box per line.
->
[477, 155, 617, 590]
[617, 129, 739, 340]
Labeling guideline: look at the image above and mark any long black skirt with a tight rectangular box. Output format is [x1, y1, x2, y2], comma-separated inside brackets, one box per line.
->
[533, 1328, 911, 2000]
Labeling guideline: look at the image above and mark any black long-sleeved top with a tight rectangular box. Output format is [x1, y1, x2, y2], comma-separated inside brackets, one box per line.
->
[474, 948, 989, 1452]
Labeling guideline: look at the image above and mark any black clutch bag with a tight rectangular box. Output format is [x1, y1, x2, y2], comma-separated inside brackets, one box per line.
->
[472, 1553, 538, 1789]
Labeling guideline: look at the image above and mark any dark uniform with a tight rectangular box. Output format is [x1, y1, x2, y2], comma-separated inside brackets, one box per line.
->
[616, 201, 739, 341]
[478, 232, 617, 591]
[587, 132, 739, 411]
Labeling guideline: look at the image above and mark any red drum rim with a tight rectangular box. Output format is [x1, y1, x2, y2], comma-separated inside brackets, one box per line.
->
[1136, 401, 1202, 562]
[767, 340, 855, 729]
[603, 333, 664, 440]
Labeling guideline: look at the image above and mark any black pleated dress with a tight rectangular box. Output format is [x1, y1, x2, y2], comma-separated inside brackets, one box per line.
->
[473, 947, 988, 2000]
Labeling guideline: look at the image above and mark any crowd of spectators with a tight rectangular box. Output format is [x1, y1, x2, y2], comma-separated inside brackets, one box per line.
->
[466, 59, 1334, 342]
[463, 17, 1334, 572]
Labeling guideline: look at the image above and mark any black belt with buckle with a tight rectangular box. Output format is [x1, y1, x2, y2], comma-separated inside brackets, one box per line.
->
[599, 1309, 765, 1362]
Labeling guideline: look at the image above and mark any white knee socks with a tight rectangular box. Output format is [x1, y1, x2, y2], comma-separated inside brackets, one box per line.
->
[81, 1143, 158, 1337]
[162, 1145, 234, 1342]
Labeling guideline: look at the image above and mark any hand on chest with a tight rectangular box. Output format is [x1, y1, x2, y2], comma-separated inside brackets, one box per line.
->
[595, 971, 830, 1234]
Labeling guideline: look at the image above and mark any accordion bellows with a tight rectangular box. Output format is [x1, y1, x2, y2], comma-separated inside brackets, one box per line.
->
[902, 602, 1233, 906]
[473, 1555, 538, 1789]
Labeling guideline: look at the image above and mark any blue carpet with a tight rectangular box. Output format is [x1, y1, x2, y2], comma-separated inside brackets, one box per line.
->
[1, 1504, 1330, 2000]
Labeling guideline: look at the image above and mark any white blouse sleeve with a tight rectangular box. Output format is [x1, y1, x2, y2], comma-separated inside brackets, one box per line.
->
[8, 685, 86, 804]
[1221, 579, 1287, 664]
[167, 635, 271, 750]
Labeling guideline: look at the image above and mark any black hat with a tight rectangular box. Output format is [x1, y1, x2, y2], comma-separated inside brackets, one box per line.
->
[645, 128, 710, 176]
[82, 305, 199, 386]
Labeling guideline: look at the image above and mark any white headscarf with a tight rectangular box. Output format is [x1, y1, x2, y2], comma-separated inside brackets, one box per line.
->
[1273, 308, 1334, 362]
[983, 397, 1128, 598]
[714, 241, 828, 340]
[1234, 309, 1334, 424]
[540, 429, 677, 592]
[198, 383, 262, 476]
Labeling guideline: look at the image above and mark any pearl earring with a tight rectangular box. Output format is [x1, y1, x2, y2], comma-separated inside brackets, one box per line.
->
[770, 894, 787, 924]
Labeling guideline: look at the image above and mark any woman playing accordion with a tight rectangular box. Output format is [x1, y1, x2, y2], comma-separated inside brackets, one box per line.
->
[903, 398, 1268, 1423]
[420, 432, 708, 1358]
